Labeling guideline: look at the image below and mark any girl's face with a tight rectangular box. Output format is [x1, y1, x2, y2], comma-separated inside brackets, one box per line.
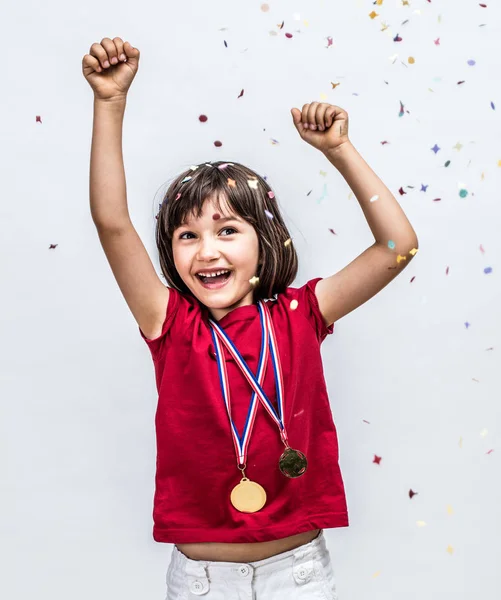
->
[172, 196, 261, 321]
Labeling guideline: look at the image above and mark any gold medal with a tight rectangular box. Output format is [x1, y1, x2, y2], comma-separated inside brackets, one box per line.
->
[230, 476, 267, 513]
[279, 447, 307, 478]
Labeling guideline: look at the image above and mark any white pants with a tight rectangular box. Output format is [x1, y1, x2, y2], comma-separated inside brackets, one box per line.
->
[165, 529, 339, 599]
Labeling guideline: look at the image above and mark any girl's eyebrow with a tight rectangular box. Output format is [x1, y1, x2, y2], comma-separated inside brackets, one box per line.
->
[180, 215, 243, 227]
[217, 216, 243, 223]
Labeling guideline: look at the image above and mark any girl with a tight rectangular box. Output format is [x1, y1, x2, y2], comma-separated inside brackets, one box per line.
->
[83, 37, 418, 600]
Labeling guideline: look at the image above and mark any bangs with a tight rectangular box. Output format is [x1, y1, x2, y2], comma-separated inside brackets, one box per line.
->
[166, 164, 244, 236]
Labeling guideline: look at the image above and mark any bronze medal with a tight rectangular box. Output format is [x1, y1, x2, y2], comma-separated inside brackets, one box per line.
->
[230, 476, 267, 513]
[279, 447, 308, 478]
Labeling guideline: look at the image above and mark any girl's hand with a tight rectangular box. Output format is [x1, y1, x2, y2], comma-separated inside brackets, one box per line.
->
[82, 37, 140, 102]
[291, 103, 350, 154]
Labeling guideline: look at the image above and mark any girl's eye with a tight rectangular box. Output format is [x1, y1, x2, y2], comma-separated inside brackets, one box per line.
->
[179, 227, 237, 240]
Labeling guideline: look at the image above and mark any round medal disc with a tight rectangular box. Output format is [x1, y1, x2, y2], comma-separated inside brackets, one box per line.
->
[230, 477, 267, 513]
[279, 448, 308, 478]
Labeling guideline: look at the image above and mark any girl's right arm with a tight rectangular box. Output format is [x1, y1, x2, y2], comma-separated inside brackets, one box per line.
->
[84, 38, 169, 340]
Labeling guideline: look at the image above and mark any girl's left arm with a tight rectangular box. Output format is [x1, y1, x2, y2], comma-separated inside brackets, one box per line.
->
[315, 141, 419, 326]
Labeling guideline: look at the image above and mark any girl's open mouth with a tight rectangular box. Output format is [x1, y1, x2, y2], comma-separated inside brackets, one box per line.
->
[196, 270, 233, 290]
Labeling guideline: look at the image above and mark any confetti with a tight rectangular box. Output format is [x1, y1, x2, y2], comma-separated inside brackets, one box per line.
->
[290, 300, 299, 311]
[373, 455, 382, 465]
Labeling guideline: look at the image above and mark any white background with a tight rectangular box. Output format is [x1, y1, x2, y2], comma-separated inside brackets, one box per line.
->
[1, 1, 500, 599]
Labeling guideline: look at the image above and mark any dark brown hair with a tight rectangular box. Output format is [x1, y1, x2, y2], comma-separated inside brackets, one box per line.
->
[155, 161, 298, 302]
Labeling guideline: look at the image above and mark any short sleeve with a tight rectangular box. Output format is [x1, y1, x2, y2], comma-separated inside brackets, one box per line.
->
[138, 285, 179, 361]
[292, 277, 334, 344]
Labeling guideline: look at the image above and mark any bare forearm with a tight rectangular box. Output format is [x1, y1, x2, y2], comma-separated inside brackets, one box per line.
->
[324, 142, 418, 250]
[90, 96, 131, 228]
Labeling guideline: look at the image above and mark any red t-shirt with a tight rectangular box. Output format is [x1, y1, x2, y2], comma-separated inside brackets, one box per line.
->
[139, 277, 349, 543]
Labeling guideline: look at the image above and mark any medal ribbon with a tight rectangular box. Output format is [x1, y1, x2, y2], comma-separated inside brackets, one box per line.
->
[209, 300, 290, 469]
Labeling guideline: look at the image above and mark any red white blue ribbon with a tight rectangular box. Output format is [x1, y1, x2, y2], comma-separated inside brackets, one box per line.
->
[209, 300, 290, 469]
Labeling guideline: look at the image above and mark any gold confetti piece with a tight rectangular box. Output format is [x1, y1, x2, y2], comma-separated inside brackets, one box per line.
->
[227, 178, 236, 188]
[409, 247, 419, 256]
[416, 521, 427, 527]
[446, 545, 454, 555]
[408, 56, 415, 64]
[247, 178, 259, 190]
[369, 11, 379, 19]
[249, 276, 260, 286]
[284, 238, 292, 247]
[290, 300, 299, 311]
[396, 254, 408, 264]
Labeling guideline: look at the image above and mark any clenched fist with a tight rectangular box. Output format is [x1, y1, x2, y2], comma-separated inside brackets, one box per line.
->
[82, 37, 140, 102]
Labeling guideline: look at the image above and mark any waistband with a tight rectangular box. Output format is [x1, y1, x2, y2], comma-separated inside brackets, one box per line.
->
[170, 529, 327, 582]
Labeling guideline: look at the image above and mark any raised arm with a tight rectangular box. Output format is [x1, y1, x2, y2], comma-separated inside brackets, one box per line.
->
[84, 38, 169, 340]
